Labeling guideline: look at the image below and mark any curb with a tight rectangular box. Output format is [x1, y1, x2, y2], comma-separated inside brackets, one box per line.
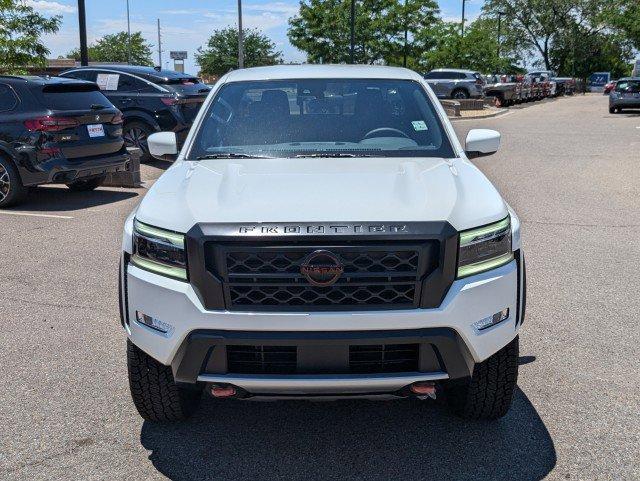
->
[449, 109, 510, 121]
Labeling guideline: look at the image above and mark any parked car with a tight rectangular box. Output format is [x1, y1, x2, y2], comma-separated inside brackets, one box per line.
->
[603, 80, 617, 95]
[0, 75, 129, 208]
[60, 65, 210, 161]
[483, 74, 518, 107]
[120, 65, 526, 422]
[609, 77, 640, 113]
[423, 69, 485, 99]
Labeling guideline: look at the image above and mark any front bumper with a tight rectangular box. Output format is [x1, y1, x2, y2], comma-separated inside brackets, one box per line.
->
[121, 254, 523, 394]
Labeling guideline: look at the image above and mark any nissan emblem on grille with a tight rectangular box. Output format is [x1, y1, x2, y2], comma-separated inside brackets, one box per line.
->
[300, 250, 344, 286]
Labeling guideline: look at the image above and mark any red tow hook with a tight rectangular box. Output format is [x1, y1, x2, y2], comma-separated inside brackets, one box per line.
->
[210, 385, 237, 398]
[410, 382, 437, 399]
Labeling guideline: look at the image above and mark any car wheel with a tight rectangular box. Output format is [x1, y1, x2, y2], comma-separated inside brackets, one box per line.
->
[123, 121, 153, 163]
[66, 175, 106, 192]
[0, 155, 27, 208]
[452, 89, 469, 100]
[444, 336, 519, 420]
[127, 340, 202, 422]
[494, 95, 504, 108]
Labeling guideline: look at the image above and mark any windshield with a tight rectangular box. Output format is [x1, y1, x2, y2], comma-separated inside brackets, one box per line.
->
[187, 78, 454, 159]
[615, 80, 640, 93]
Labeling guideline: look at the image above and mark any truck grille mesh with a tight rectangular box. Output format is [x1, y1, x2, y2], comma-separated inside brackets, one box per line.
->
[225, 343, 419, 374]
[212, 243, 432, 311]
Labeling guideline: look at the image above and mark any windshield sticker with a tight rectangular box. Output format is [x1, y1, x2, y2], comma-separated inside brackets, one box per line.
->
[96, 73, 119, 91]
[411, 120, 428, 131]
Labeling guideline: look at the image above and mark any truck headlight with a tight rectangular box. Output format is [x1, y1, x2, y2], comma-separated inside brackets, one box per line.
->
[131, 219, 187, 280]
[457, 216, 513, 278]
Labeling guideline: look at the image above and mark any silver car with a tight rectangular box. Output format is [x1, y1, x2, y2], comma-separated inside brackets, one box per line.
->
[424, 69, 485, 99]
[609, 77, 640, 113]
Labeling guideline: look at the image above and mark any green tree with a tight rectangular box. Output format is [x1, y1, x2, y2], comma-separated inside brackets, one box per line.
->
[196, 28, 282, 76]
[68, 32, 153, 65]
[0, 0, 61, 73]
[483, 0, 634, 76]
[288, 0, 439, 66]
[602, 0, 640, 51]
[423, 17, 522, 73]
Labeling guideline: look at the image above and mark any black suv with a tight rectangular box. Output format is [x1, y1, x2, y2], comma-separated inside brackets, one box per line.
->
[0, 75, 129, 208]
[60, 65, 210, 161]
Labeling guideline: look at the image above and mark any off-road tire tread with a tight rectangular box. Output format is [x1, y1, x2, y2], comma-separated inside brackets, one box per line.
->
[127, 340, 201, 422]
[446, 336, 519, 420]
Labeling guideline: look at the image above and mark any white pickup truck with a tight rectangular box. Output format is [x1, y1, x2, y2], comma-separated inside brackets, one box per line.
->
[119, 65, 526, 422]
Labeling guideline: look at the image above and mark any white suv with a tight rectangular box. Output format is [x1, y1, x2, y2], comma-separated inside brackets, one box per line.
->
[120, 65, 526, 422]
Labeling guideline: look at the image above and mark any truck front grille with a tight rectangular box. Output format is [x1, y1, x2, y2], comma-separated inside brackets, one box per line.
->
[211, 243, 437, 311]
[225, 343, 420, 374]
[349, 344, 419, 373]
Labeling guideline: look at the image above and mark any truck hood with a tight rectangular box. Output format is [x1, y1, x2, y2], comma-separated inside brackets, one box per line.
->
[135, 157, 508, 233]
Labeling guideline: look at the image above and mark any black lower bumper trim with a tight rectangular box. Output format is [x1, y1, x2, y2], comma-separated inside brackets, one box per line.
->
[172, 328, 475, 385]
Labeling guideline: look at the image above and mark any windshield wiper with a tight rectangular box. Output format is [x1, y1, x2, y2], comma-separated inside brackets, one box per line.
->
[196, 153, 273, 160]
[294, 152, 372, 158]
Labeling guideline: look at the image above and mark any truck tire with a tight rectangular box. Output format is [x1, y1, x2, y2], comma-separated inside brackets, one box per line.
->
[451, 88, 469, 100]
[445, 336, 519, 420]
[127, 340, 202, 422]
[66, 175, 106, 192]
[0, 155, 27, 208]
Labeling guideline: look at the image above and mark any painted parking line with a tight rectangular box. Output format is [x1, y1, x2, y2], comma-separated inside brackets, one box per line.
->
[0, 211, 73, 219]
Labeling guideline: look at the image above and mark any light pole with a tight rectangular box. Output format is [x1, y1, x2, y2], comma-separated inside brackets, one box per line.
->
[461, 0, 466, 36]
[126, 0, 131, 64]
[350, 0, 355, 64]
[496, 11, 505, 59]
[402, 0, 408, 68]
[238, 0, 244, 68]
[77, 0, 88, 66]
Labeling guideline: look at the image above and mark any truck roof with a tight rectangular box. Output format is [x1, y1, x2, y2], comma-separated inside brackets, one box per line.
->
[222, 64, 424, 82]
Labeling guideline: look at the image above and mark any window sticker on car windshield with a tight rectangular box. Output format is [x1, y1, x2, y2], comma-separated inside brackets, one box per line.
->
[411, 120, 428, 131]
[96, 73, 119, 91]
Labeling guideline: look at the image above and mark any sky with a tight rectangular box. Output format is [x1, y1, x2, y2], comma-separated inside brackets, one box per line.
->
[32, 0, 484, 74]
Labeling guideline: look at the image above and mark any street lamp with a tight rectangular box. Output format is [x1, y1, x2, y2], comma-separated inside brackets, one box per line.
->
[77, 0, 88, 66]
[461, 0, 466, 37]
[350, 0, 355, 64]
[238, 0, 244, 69]
[497, 11, 505, 59]
[126, 0, 131, 64]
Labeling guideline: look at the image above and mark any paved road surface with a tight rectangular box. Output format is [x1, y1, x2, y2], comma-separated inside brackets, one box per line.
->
[1, 95, 638, 480]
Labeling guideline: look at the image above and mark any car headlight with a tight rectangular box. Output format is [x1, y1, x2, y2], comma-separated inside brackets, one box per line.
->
[131, 219, 187, 280]
[457, 216, 513, 278]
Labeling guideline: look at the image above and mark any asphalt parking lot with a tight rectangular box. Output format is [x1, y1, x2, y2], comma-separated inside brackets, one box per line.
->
[1, 94, 638, 481]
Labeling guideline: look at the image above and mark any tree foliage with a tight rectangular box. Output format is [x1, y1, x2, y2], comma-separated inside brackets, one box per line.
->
[0, 0, 61, 73]
[288, 0, 439, 66]
[482, 0, 635, 76]
[196, 27, 282, 76]
[68, 32, 153, 66]
[423, 17, 523, 73]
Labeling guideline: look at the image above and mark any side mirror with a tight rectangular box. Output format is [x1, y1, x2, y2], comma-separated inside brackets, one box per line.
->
[148, 131, 178, 161]
[465, 129, 501, 158]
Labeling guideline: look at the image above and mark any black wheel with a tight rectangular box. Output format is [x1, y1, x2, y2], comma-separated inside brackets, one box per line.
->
[127, 340, 202, 422]
[123, 120, 153, 162]
[66, 175, 106, 192]
[0, 155, 27, 208]
[451, 88, 469, 100]
[445, 336, 519, 420]
[609, 106, 618, 114]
